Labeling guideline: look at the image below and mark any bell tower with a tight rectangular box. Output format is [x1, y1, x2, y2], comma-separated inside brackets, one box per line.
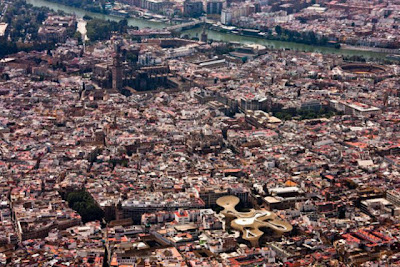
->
[200, 24, 208, 43]
[112, 41, 123, 91]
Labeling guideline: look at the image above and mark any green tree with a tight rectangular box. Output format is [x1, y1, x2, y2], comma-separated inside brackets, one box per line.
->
[275, 25, 282, 35]
[86, 18, 127, 41]
[65, 190, 104, 223]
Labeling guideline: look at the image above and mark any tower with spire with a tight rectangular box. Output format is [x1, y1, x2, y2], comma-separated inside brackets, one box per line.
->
[200, 22, 208, 43]
[112, 40, 123, 91]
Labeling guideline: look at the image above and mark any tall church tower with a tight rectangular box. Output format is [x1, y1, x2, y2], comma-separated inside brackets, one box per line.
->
[112, 41, 123, 91]
[200, 25, 208, 43]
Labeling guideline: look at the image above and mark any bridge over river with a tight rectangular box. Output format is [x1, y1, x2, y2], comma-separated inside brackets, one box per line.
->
[165, 20, 203, 32]
[27, 0, 391, 60]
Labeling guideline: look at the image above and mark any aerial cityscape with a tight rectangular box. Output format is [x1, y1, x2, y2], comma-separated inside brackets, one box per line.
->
[0, 0, 400, 266]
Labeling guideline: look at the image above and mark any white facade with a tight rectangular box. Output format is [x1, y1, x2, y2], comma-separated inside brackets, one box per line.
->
[221, 9, 233, 25]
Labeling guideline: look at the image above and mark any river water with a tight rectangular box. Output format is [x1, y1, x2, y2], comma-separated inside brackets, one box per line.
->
[27, 0, 390, 59]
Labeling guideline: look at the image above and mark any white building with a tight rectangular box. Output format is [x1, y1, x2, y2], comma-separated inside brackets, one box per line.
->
[174, 210, 190, 224]
[165, 45, 196, 59]
[221, 9, 233, 25]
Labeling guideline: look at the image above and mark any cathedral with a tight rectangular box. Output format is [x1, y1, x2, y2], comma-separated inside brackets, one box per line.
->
[92, 38, 171, 94]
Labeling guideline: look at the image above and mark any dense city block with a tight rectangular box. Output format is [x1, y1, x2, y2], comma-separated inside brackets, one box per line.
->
[1, 0, 400, 266]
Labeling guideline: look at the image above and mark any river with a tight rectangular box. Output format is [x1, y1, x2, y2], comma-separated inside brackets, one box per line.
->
[27, 0, 391, 60]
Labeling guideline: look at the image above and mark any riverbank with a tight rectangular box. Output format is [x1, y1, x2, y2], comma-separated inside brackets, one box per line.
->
[27, 0, 393, 60]
[207, 24, 340, 49]
[341, 44, 400, 55]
